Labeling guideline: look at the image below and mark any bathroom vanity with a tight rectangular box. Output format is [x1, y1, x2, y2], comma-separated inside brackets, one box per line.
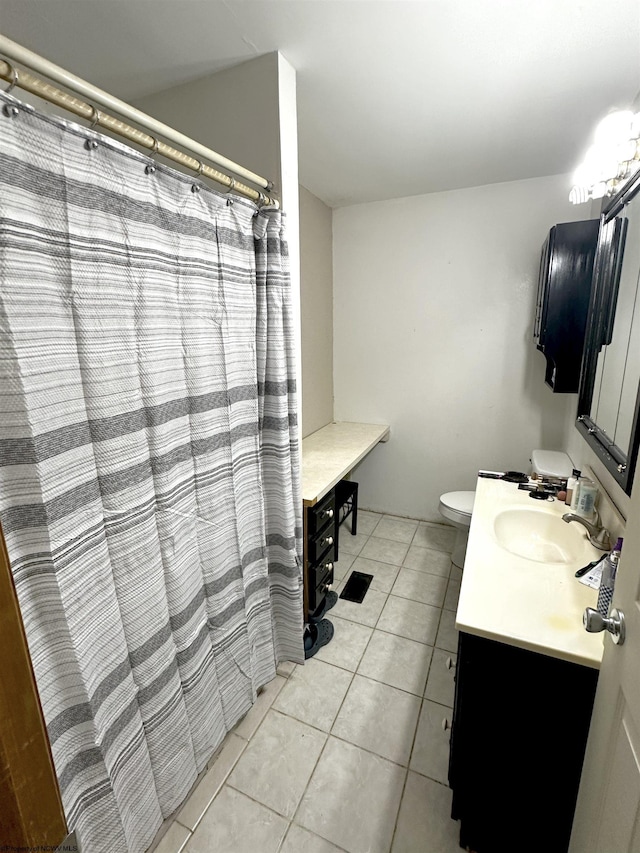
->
[450, 477, 604, 853]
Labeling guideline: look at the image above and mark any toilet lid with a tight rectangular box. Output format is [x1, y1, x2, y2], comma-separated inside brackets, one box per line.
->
[440, 491, 475, 516]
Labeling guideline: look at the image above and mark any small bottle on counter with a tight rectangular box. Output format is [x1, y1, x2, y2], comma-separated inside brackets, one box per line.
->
[575, 478, 598, 519]
[565, 469, 581, 506]
[570, 475, 584, 511]
[597, 538, 623, 618]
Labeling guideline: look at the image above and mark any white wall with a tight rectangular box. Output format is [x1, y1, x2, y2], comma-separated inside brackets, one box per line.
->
[300, 186, 333, 437]
[134, 53, 282, 196]
[275, 55, 302, 464]
[333, 174, 590, 521]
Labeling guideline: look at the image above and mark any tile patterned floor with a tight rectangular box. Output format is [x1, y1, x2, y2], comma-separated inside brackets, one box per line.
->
[151, 512, 462, 853]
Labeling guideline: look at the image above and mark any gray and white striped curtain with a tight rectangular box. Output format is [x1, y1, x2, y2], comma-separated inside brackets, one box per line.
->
[0, 93, 303, 853]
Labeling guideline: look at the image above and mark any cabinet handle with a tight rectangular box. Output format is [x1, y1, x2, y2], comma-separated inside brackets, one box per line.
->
[323, 561, 334, 573]
[446, 657, 455, 671]
[320, 535, 334, 547]
[321, 581, 333, 593]
[320, 508, 334, 520]
[442, 718, 451, 731]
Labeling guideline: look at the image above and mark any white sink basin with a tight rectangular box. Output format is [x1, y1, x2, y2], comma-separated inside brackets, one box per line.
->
[493, 508, 586, 564]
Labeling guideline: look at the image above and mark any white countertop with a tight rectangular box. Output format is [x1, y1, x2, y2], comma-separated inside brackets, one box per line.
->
[302, 422, 390, 505]
[456, 476, 605, 669]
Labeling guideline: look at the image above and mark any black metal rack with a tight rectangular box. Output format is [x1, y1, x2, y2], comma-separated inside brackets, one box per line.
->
[335, 479, 358, 549]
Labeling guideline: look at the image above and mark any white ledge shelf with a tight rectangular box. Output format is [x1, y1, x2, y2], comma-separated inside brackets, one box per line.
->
[301, 421, 390, 505]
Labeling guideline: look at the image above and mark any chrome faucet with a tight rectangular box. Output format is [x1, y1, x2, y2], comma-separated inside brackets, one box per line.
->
[562, 512, 612, 551]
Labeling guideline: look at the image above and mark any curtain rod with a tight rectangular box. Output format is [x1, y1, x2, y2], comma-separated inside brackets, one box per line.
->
[0, 34, 279, 208]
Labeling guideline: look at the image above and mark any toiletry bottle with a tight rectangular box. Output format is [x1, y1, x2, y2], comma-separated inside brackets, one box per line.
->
[576, 478, 598, 519]
[566, 469, 581, 506]
[570, 475, 583, 511]
[597, 538, 623, 618]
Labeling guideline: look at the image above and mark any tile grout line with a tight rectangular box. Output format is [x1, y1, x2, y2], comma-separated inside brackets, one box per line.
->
[285, 723, 340, 846]
[342, 518, 459, 795]
[328, 597, 453, 652]
[268, 669, 454, 773]
[389, 690, 430, 853]
[216, 742, 465, 839]
[354, 509, 427, 853]
[278, 553, 367, 843]
[275, 820, 295, 853]
[354, 662, 438, 701]
[283, 519, 416, 851]
[275, 818, 352, 853]
[175, 728, 251, 838]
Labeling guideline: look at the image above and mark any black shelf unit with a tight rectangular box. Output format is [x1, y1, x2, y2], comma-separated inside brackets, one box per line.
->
[304, 490, 336, 620]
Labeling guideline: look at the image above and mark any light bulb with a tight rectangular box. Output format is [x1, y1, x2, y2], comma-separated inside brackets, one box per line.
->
[569, 185, 590, 205]
[594, 110, 634, 146]
[572, 163, 591, 187]
[575, 147, 603, 184]
[615, 139, 638, 162]
[591, 182, 608, 199]
[581, 145, 619, 183]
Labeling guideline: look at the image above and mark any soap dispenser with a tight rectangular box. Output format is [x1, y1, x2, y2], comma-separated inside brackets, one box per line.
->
[566, 469, 581, 507]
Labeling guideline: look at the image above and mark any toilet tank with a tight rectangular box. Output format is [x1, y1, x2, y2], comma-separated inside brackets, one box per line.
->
[530, 450, 573, 479]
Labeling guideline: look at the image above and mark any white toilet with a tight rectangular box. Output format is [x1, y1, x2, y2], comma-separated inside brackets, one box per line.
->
[529, 449, 573, 481]
[438, 491, 475, 569]
[439, 451, 574, 570]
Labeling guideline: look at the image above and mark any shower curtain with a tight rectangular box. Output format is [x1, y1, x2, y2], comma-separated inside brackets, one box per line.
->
[0, 92, 303, 853]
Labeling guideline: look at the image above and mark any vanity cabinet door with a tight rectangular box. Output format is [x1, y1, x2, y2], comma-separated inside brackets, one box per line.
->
[449, 632, 598, 853]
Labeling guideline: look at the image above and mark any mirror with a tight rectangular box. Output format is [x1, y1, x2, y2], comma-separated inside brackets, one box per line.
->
[577, 168, 640, 495]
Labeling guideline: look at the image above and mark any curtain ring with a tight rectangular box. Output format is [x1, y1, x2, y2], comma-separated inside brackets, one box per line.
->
[226, 177, 236, 194]
[145, 137, 159, 173]
[89, 106, 102, 128]
[258, 191, 267, 206]
[191, 162, 204, 193]
[3, 63, 19, 94]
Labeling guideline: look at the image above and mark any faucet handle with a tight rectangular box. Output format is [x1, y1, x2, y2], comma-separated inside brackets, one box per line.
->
[593, 528, 612, 551]
[562, 511, 612, 551]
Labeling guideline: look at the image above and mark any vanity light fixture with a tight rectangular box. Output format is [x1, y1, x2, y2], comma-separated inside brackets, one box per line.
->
[569, 109, 640, 204]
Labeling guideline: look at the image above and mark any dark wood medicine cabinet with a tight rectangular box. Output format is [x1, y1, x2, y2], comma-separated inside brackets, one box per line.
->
[534, 219, 600, 393]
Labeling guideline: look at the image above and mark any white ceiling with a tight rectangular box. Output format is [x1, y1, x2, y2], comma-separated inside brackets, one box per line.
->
[1, 0, 639, 208]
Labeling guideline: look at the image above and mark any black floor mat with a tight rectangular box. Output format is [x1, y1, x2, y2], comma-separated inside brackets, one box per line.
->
[339, 570, 373, 603]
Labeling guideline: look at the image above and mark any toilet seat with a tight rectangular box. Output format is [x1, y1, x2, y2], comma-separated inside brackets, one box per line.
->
[438, 491, 475, 526]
